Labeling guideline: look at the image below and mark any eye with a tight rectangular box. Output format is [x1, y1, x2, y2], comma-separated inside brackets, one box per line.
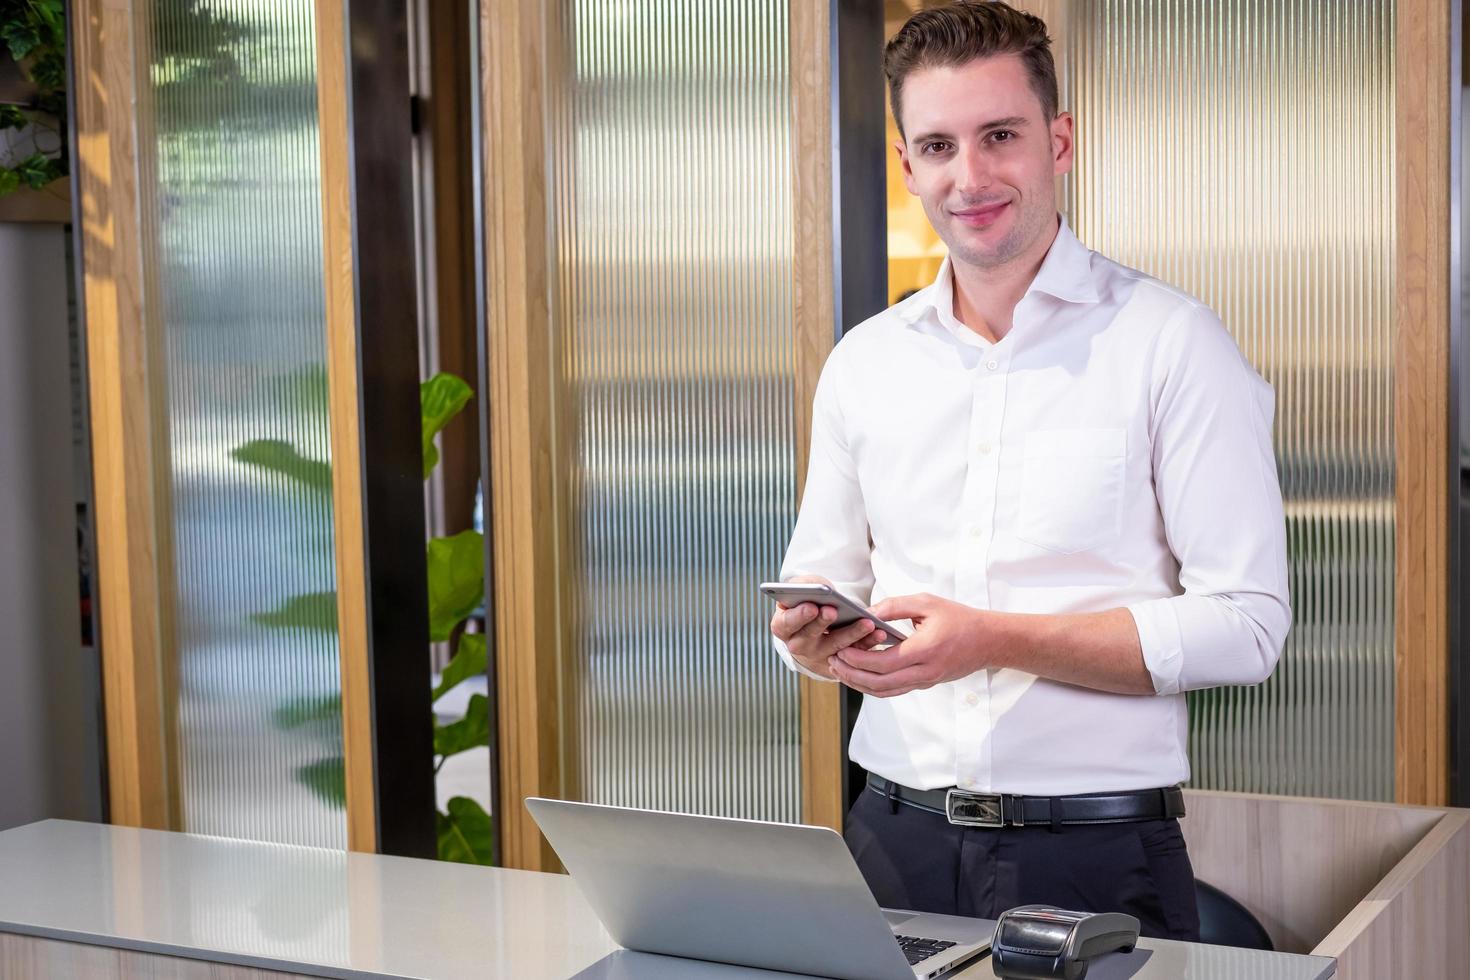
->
[989, 130, 1017, 143]
[920, 140, 952, 156]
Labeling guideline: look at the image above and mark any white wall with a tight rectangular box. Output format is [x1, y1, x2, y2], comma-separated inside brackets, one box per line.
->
[0, 221, 103, 830]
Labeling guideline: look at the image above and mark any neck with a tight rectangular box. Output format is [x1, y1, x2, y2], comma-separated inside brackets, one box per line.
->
[950, 214, 1061, 343]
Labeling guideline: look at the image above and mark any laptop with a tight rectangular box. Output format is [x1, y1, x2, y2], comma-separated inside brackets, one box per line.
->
[526, 797, 993, 980]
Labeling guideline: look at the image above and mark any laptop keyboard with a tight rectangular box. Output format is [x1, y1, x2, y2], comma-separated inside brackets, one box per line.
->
[895, 935, 958, 966]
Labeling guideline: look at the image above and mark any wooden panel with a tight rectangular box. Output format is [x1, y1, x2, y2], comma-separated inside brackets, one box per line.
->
[73, 0, 171, 830]
[480, 0, 563, 873]
[0, 933, 312, 979]
[0, 181, 71, 223]
[1393, 0, 1452, 806]
[1180, 790, 1445, 954]
[130, 0, 188, 839]
[481, 0, 836, 851]
[314, 0, 376, 854]
[1315, 811, 1470, 979]
[790, 0, 845, 833]
[542, 0, 584, 814]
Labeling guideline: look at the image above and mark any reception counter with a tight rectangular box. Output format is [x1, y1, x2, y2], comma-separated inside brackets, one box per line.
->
[0, 819, 1338, 979]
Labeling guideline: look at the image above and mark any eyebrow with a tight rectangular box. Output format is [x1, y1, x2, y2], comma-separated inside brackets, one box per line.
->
[909, 116, 1030, 144]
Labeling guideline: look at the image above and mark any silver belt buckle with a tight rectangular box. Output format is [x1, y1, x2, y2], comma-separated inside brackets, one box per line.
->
[945, 788, 1005, 828]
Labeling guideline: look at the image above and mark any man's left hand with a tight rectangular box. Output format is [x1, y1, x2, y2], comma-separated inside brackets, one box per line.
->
[828, 593, 1000, 698]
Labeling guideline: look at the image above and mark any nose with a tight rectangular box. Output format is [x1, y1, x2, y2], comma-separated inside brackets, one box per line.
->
[954, 144, 991, 197]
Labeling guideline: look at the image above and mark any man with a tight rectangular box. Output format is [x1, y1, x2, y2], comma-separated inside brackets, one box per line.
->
[769, 1, 1288, 942]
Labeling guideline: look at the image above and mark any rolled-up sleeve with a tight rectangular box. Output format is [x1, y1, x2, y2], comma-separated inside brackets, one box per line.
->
[1127, 304, 1291, 695]
[774, 347, 875, 682]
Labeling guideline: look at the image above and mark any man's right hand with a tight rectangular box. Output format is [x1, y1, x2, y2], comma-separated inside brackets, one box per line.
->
[770, 575, 883, 681]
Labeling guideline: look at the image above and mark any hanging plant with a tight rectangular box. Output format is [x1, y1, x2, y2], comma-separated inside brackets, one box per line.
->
[0, 0, 67, 196]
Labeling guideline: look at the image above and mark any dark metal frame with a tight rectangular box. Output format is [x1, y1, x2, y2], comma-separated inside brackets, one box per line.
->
[465, 0, 502, 866]
[832, 0, 891, 339]
[63, 0, 110, 826]
[342, 0, 438, 857]
[831, 0, 891, 818]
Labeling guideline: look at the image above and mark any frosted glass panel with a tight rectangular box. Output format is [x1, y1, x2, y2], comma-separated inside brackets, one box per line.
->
[548, 0, 802, 820]
[135, 1, 345, 845]
[1058, 0, 1396, 799]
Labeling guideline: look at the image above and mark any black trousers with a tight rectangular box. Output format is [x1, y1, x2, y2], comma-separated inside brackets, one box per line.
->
[844, 785, 1201, 942]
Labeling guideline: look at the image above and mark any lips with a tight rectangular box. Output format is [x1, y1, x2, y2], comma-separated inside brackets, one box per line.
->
[951, 201, 1009, 227]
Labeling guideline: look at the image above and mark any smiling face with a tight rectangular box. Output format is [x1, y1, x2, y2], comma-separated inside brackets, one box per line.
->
[895, 54, 1073, 274]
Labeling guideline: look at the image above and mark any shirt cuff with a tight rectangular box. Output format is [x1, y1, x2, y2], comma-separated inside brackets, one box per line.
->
[772, 636, 837, 683]
[1128, 598, 1185, 696]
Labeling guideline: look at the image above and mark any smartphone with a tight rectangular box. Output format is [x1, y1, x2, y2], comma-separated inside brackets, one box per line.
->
[759, 582, 909, 643]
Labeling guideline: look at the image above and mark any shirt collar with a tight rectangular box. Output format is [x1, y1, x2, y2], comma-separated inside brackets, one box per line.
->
[1028, 217, 1100, 304]
[895, 216, 1100, 329]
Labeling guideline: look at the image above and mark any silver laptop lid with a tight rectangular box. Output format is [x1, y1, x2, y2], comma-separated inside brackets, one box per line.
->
[525, 797, 922, 980]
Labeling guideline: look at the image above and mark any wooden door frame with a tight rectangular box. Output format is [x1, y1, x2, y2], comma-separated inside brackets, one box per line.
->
[314, 0, 377, 854]
[791, 0, 846, 834]
[478, 0, 864, 868]
[478, 0, 566, 873]
[72, 0, 172, 832]
[76, 0, 437, 853]
[1395, 0, 1455, 807]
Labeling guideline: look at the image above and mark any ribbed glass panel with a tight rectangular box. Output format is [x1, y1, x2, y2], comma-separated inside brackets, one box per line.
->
[134, 1, 345, 845]
[548, 0, 802, 820]
[1061, 0, 1396, 800]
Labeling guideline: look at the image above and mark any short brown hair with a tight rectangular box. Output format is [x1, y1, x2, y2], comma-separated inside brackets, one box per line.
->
[884, 1, 1058, 137]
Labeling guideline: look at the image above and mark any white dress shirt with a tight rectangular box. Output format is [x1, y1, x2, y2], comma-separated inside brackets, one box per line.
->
[776, 218, 1290, 795]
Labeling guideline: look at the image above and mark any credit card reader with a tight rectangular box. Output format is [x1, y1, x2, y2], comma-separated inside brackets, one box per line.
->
[991, 906, 1141, 980]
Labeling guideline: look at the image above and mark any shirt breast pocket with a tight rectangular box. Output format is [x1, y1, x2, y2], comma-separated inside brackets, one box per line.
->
[1016, 428, 1128, 555]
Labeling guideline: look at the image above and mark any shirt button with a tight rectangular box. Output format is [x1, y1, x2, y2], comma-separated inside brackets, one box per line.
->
[986, 359, 999, 371]
[965, 692, 979, 707]
[968, 526, 982, 538]
[976, 441, 993, 455]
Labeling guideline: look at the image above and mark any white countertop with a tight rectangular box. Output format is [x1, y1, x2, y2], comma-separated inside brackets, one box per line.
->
[0, 819, 614, 978]
[0, 820, 1333, 980]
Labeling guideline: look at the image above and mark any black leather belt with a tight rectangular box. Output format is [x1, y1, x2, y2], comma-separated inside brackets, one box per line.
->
[866, 773, 1185, 828]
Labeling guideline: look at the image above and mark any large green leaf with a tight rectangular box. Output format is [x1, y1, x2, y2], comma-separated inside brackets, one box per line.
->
[434, 693, 490, 758]
[427, 530, 484, 641]
[231, 439, 333, 495]
[26, 51, 64, 92]
[295, 756, 346, 809]
[2, 21, 40, 61]
[436, 796, 493, 865]
[251, 591, 339, 633]
[433, 633, 488, 703]
[16, 151, 63, 189]
[33, 0, 64, 29]
[272, 694, 342, 730]
[420, 373, 473, 478]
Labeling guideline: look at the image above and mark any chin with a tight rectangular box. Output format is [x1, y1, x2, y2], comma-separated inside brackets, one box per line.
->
[951, 237, 1022, 270]
[954, 213, 1042, 266]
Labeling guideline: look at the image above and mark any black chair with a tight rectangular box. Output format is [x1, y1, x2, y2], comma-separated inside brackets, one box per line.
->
[1195, 878, 1274, 950]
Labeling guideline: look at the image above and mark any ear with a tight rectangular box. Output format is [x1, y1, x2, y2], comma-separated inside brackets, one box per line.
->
[895, 137, 919, 195]
[1051, 111, 1075, 177]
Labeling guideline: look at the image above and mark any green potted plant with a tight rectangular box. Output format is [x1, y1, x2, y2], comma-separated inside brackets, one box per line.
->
[237, 370, 494, 864]
[1, 0, 68, 220]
